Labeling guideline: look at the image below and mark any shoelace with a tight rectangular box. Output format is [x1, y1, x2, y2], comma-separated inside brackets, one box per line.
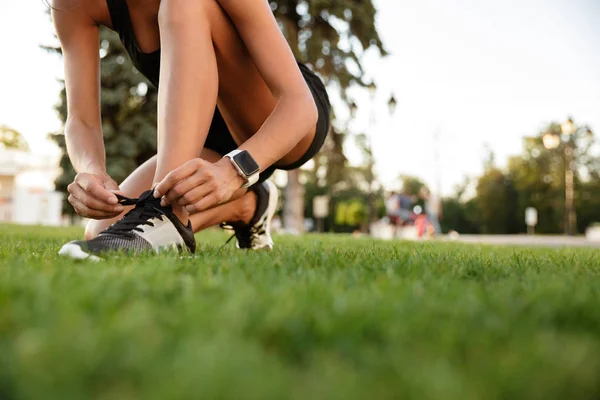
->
[102, 194, 165, 237]
[220, 222, 261, 249]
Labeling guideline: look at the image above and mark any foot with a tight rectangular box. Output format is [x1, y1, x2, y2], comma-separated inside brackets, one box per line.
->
[59, 190, 196, 260]
[222, 180, 278, 250]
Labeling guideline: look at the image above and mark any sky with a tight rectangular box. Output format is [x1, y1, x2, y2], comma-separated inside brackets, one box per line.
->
[0, 0, 599, 195]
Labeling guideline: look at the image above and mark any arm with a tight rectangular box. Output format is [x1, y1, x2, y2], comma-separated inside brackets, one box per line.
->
[216, 0, 318, 170]
[53, 6, 122, 218]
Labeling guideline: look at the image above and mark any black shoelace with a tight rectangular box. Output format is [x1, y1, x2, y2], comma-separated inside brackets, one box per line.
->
[221, 222, 264, 249]
[102, 194, 165, 237]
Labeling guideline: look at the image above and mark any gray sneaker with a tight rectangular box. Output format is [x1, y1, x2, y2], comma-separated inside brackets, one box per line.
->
[59, 190, 196, 260]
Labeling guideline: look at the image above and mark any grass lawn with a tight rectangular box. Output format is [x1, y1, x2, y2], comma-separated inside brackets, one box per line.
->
[1, 224, 600, 399]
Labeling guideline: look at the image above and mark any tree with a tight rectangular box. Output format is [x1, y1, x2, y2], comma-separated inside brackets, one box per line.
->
[0, 126, 29, 151]
[271, 0, 386, 233]
[474, 168, 520, 234]
[508, 121, 596, 234]
[442, 120, 598, 235]
[48, 29, 158, 214]
[399, 175, 427, 197]
[440, 178, 480, 234]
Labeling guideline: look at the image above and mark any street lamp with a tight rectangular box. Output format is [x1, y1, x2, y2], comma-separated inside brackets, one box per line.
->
[542, 117, 592, 235]
[561, 118, 577, 236]
[350, 101, 358, 119]
[348, 86, 399, 231]
[366, 81, 377, 226]
[367, 81, 377, 99]
[542, 131, 560, 150]
[561, 118, 576, 136]
[388, 95, 398, 115]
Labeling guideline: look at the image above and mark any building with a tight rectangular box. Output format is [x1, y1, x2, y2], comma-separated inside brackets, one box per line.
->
[0, 147, 63, 226]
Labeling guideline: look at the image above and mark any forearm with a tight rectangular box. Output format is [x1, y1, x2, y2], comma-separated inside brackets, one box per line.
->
[65, 117, 106, 174]
[237, 92, 318, 170]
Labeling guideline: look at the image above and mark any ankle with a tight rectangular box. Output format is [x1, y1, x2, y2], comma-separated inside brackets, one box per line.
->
[172, 205, 190, 225]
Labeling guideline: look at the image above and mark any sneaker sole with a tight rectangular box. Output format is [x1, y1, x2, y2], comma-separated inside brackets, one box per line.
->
[58, 243, 102, 262]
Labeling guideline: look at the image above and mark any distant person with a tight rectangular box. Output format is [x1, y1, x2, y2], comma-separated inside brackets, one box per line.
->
[421, 188, 442, 235]
[385, 192, 401, 225]
[49, 0, 331, 259]
[398, 191, 415, 224]
[386, 191, 413, 226]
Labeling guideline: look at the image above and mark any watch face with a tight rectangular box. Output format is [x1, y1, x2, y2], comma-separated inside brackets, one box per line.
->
[234, 151, 260, 177]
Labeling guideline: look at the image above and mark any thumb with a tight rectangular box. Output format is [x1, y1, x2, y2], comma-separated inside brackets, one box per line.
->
[108, 189, 127, 200]
[102, 178, 122, 203]
[103, 178, 120, 191]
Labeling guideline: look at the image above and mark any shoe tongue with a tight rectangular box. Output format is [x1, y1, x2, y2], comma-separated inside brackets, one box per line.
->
[136, 189, 172, 212]
[99, 190, 175, 237]
[138, 190, 157, 203]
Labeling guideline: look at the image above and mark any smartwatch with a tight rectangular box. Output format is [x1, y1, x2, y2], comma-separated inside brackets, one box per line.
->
[224, 150, 261, 188]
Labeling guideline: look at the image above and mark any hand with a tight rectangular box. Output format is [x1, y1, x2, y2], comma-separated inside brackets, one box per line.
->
[154, 158, 245, 214]
[67, 172, 124, 219]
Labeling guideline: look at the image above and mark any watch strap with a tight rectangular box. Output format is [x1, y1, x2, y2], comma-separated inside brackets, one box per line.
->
[242, 173, 259, 188]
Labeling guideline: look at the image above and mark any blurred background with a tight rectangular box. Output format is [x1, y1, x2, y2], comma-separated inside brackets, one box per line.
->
[0, 0, 599, 240]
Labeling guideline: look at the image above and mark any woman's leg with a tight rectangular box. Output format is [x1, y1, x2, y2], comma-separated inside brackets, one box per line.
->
[151, 0, 315, 213]
[87, 0, 318, 238]
[153, 0, 220, 224]
[85, 150, 256, 239]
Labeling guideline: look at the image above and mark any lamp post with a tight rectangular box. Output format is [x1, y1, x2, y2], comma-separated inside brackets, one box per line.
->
[349, 87, 398, 230]
[366, 82, 377, 224]
[542, 117, 592, 235]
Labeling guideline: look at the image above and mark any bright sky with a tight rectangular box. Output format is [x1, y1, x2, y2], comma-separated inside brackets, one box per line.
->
[0, 0, 599, 195]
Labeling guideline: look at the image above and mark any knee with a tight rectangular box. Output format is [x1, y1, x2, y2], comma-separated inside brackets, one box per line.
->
[158, 0, 212, 29]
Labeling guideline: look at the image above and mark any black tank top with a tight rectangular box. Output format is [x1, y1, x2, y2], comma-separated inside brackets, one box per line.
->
[106, 0, 161, 87]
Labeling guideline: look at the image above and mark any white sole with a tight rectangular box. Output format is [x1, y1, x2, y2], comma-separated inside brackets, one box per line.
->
[58, 243, 102, 262]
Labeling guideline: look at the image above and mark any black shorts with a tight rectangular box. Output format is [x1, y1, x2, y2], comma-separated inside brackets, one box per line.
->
[204, 63, 331, 184]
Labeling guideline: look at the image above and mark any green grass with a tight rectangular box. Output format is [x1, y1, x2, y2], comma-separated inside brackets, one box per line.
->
[1, 224, 600, 400]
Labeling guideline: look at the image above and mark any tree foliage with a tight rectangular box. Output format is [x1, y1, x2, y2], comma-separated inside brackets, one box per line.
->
[399, 175, 427, 197]
[444, 120, 599, 234]
[273, 0, 386, 232]
[474, 168, 519, 234]
[272, 0, 385, 91]
[0, 125, 29, 151]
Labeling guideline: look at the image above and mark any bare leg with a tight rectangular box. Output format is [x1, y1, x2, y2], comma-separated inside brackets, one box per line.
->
[88, 0, 316, 237]
[85, 150, 256, 239]
[152, 0, 316, 212]
[153, 0, 220, 223]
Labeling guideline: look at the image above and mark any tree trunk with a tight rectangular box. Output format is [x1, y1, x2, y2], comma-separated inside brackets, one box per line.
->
[284, 170, 304, 234]
[280, 13, 304, 235]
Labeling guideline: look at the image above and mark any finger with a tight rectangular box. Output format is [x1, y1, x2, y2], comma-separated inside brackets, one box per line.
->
[174, 183, 214, 207]
[154, 159, 204, 198]
[185, 193, 222, 214]
[78, 176, 118, 205]
[69, 196, 122, 220]
[109, 189, 127, 197]
[70, 184, 124, 214]
[162, 174, 208, 206]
